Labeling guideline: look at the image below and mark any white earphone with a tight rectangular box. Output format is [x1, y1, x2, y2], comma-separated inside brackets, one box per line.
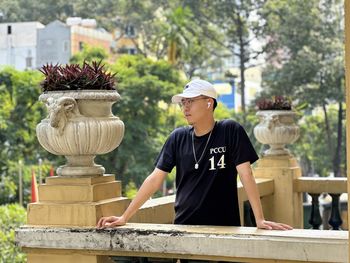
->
[207, 102, 211, 108]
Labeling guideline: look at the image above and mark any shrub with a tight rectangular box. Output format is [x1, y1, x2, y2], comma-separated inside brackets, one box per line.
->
[0, 203, 26, 263]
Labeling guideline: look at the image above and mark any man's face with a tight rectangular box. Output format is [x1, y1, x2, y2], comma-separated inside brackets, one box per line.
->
[179, 96, 210, 125]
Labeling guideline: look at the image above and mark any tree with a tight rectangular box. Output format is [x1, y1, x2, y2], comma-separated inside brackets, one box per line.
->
[109, 0, 169, 59]
[290, 110, 345, 177]
[163, 4, 224, 78]
[0, 68, 48, 171]
[96, 55, 182, 187]
[0, 67, 56, 205]
[260, 0, 345, 177]
[185, 0, 266, 113]
[0, 0, 226, 80]
[0, 0, 74, 24]
[70, 44, 108, 64]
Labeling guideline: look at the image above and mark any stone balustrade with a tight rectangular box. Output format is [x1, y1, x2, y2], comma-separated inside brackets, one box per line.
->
[294, 177, 347, 230]
[16, 173, 349, 262]
[16, 223, 348, 263]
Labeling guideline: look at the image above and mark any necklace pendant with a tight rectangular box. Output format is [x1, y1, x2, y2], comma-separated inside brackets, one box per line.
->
[195, 163, 199, 169]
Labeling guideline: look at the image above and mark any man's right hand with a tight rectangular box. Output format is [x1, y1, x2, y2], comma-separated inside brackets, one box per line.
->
[96, 168, 168, 229]
[96, 215, 126, 229]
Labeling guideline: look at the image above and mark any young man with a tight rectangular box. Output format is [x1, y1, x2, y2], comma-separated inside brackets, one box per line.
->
[97, 79, 292, 230]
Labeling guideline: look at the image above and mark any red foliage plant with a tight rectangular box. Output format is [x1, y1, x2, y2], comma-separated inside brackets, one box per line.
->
[39, 61, 116, 92]
[256, 96, 292, 110]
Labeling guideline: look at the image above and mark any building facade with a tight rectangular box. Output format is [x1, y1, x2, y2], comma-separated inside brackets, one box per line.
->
[36, 20, 71, 67]
[0, 18, 113, 71]
[37, 18, 113, 68]
[0, 22, 44, 70]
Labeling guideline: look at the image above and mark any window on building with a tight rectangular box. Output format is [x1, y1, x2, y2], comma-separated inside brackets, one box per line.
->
[128, 48, 137, 55]
[63, 41, 69, 52]
[79, 41, 84, 51]
[117, 46, 136, 55]
[25, 50, 33, 69]
[125, 25, 135, 38]
[45, 39, 53, 46]
[7, 25, 11, 35]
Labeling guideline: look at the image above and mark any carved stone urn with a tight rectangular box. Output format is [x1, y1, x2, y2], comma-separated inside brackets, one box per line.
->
[253, 110, 299, 156]
[36, 90, 124, 176]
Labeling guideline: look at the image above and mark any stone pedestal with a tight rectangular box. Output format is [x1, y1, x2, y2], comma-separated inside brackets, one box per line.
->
[253, 155, 303, 228]
[26, 174, 130, 262]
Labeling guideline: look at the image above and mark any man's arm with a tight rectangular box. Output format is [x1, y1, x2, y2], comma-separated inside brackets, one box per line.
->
[236, 162, 292, 230]
[96, 168, 168, 228]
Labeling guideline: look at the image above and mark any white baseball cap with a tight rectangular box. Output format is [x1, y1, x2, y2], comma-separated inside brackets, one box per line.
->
[171, 79, 218, 103]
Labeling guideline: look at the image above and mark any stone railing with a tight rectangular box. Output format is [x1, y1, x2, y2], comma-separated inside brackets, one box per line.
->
[16, 148, 348, 263]
[16, 223, 348, 263]
[294, 177, 347, 230]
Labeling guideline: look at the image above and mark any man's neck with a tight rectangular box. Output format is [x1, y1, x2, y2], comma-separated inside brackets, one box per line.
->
[193, 118, 215, 136]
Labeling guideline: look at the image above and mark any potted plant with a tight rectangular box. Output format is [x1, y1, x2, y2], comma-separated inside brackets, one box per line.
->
[253, 96, 299, 156]
[36, 61, 124, 177]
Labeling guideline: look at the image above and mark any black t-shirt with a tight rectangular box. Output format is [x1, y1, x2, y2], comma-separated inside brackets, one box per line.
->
[155, 119, 259, 226]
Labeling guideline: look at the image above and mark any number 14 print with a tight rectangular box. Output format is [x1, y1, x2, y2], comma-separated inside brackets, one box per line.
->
[209, 155, 226, 170]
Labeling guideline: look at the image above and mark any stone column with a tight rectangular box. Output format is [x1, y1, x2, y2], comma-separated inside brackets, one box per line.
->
[253, 155, 303, 228]
[25, 175, 130, 263]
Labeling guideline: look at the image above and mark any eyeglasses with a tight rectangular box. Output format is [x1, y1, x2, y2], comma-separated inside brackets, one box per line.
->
[178, 97, 207, 108]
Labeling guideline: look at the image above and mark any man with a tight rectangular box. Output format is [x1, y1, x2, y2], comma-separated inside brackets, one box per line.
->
[97, 79, 292, 230]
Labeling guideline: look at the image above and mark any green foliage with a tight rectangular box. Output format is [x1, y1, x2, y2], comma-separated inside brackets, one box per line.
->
[0, 68, 49, 170]
[214, 102, 234, 120]
[125, 181, 138, 199]
[0, 177, 17, 204]
[184, 0, 266, 110]
[2, 160, 54, 206]
[164, 3, 226, 78]
[0, 67, 58, 205]
[69, 45, 109, 65]
[259, 0, 345, 177]
[290, 108, 346, 177]
[0, 203, 26, 263]
[97, 55, 182, 186]
[260, 0, 344, 106]
[0, 0, 80, 24]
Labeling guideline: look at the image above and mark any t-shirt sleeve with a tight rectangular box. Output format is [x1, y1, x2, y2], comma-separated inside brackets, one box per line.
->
[232, 124, 259, 166]
[155, 132, 177, 173]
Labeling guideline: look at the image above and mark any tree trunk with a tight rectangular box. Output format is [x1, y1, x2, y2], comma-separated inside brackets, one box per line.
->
[168, 41, 177, 65]
[322, 103, 333, 154]
[238, 17, 246, 113]
[333, 101, 343, 177]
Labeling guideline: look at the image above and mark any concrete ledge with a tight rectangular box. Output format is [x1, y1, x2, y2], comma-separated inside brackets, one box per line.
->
[238, 178, 274, 201]
[294, 177, 347, 194]
[16, 223, 348, 263]
[131, 195, 175, 223]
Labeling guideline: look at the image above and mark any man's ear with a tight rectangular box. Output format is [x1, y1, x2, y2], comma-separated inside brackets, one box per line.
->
[207, 98, 214, 109]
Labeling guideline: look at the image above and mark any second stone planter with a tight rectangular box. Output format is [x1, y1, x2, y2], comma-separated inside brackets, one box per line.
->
[253, 110, 299, 156]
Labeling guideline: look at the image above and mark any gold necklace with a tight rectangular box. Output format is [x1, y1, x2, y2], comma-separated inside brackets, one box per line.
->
[191, 124, 215, 170]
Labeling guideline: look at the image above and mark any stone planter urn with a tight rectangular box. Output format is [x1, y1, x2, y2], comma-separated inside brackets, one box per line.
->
[253, 110, 299, 156]
[36, 90, 124, 176]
